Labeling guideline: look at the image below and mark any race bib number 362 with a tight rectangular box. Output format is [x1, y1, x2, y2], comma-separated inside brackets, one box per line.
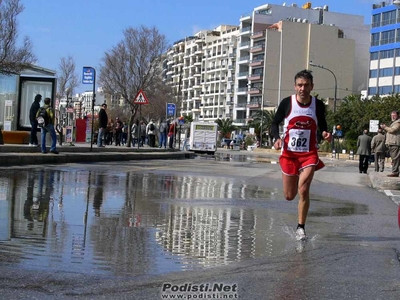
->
[287, 129, 310, 152]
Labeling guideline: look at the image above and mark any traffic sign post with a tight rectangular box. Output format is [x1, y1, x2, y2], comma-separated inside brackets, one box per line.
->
[133, 90, 149, 105]
[166, 103, 176, 119]
[133, 90, 149, 150]
[82, 66, 96, 151]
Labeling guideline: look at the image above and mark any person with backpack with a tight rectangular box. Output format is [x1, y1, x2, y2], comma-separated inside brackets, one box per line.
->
[159, 118, 168, 148]
[29, 94, 42, 146]
[36, 97, 58, 154]
[146, 119, 157, 147]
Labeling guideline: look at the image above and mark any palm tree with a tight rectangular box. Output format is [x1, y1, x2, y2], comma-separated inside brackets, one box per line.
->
[248, 110, 276, 146]
[214, 118, 237, 139]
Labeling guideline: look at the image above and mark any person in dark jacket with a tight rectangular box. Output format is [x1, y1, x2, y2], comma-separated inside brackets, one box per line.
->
[29, 94, 42, 146]
[97, 103, 108, 147]
[356, 129, 372, 174]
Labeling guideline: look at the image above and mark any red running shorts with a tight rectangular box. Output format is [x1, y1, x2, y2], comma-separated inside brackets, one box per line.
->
[279, 153, 325, 176]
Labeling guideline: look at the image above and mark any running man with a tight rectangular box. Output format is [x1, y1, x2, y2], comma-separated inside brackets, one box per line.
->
[271, 69, 331, 241]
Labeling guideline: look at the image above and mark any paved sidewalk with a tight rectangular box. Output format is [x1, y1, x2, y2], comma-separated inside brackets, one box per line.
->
[0, 143, 194, 166]
[251, 147, 400, 191]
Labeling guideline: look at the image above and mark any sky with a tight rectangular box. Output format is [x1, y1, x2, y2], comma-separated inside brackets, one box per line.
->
[18, 0, 377, 94]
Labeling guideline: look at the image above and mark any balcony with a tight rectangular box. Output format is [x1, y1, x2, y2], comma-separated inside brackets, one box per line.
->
[237, 72, 249, 79]
[249, 59, 264, 67]
[247, 87, 262, 95]
[233, 119, 246, 125]
[247, 102, 261, 109]
[238, 55, 250, 64]
[251, 31, 265, 39]
[248, 73, 263, 81]
[240, 41, 251, 49]
[250, 45, 265, 53]
[241, 26, 251, 33]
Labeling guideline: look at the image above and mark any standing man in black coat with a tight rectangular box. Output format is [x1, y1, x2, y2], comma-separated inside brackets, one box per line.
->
[97, 103, 108, 147]
[29, 94, 42, 146]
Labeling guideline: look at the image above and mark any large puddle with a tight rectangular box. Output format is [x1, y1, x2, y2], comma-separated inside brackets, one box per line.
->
[0, 167, 368, 277]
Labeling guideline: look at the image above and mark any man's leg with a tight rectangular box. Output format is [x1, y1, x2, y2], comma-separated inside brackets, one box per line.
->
[282, 174, 298, 201]
[49, 125, 57, 151]
[391, 146, 400, 174]
[358, 156, 363, 173]
[363, 155, 369, 173]
[41, 128, 47, 153]
[378, 152, 385, 171]
[97, 128, 103, 147]
[297, 166, 315, 225]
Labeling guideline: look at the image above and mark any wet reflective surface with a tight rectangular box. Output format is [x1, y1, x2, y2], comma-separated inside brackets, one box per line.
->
[0, 162, 372, 277]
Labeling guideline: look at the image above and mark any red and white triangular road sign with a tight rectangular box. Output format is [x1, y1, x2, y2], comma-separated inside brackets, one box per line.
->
[133, 89, 149, 104]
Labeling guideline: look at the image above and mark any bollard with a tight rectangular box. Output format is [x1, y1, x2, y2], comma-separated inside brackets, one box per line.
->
[332, 149, 336, 159]
[349, 150, 354, 160]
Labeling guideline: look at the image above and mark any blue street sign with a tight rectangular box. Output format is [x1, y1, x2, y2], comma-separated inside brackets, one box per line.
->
[82, 67, 95, 84]
[167, 103, 176, 117]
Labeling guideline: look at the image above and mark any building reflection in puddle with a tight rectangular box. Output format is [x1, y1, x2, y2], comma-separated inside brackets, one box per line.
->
[0, 168, 283, 276]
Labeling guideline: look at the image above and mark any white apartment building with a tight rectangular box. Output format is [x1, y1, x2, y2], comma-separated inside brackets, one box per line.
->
[163, 2, 369, 126]
[163, 25, 239, 122]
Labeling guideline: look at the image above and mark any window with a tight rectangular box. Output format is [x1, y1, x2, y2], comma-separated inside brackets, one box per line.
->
[372, 14, 381, 28]
[378, 86, 393, 94]
[381, 30, 395, 44]
[379, 67, 393, 77]
[394, 85, 400, 93]
[371, 33, 380, 46]
[370, 52, 379, 60]
[368, 87, 377, 95]
[396, 49, 400, 57]
[395, 67, 400, 75]
[369, 69, 378, 78]
[380, 49, 394, 59]
[382, 10, 396, 26]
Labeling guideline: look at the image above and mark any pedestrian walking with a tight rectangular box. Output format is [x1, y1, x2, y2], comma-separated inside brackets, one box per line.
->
[381, 110, 400, 177]
[271, 69, 331, 241]
[371, 128, 386, 172]
[356, 129, 372, 174]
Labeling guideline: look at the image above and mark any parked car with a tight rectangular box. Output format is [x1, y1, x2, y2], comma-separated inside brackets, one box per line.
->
[220, 138, 232, 148]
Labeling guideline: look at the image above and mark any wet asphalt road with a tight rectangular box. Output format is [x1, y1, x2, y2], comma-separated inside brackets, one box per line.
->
[0, 152, 399, 299]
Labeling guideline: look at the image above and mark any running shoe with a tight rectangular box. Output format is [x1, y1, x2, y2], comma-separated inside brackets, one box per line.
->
[295, 228, 307, 241]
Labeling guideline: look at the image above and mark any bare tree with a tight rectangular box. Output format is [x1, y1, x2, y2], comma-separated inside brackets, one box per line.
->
[0, 0, 36, 75]
[57, 56, 79, 98]
[99, 25, 169, 146]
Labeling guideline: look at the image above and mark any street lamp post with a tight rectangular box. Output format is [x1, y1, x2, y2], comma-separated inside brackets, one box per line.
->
[309, 62, 337, 154]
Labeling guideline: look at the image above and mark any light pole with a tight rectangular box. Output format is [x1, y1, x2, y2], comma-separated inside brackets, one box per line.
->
[309, 62, 337, 153]
[247, 83, 264, 147]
